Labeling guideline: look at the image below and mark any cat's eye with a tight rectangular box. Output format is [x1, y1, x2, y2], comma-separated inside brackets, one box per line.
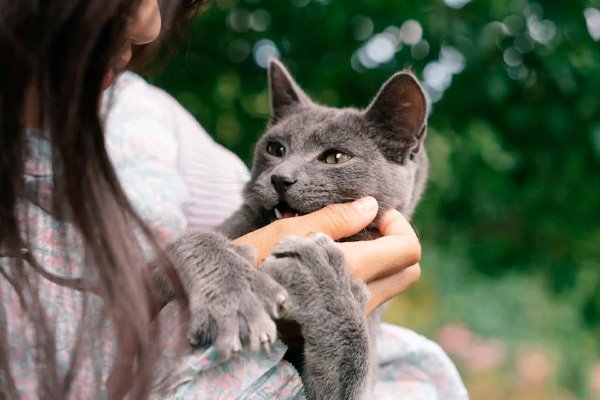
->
[321, 149, 352, 164]
[266, 141, 286, 157]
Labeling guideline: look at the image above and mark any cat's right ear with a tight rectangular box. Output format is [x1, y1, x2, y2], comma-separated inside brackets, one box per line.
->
[268, 59, 312, 123]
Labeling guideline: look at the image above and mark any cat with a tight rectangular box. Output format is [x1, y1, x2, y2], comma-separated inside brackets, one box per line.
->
[155, 59, 428, 399]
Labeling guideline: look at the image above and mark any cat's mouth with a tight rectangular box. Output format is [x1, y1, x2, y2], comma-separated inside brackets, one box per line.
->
[273, 201, 302, 219]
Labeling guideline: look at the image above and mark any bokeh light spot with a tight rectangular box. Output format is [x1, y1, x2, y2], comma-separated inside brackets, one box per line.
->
[584, 8, 600, 41]
[527, 16, 556, 44]
[400, 20, 423, 45]
[227, 8, 250, 33]
[249, 10, 271, 32]
[440, 46, 466, 74]
[424, 61, 452, 92]
[443, 0, 471, 9]
[503, 47, 523, 67]
[253, 40, 280, 69]
[365, 34, 396, 64]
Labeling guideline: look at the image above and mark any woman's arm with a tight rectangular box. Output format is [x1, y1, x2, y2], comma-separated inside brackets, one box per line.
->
[233, 196, 421, 313]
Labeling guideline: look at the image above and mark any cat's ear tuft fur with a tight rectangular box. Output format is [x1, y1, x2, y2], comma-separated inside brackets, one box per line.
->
[268, 59, 312, 123]
[365, 71, 428, 163]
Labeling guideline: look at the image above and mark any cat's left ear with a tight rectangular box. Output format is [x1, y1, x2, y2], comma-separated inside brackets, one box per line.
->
[365, 71, 428, 163]
[268, 59, 313, 124]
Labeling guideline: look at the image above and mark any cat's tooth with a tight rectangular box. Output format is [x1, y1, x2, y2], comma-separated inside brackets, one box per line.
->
[274, 208, 283, 219]
[294, 213, 299, 218]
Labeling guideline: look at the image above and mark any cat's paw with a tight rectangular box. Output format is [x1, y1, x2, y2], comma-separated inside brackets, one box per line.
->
[167, 232, 289, 358]
[261, 233, 369, 324]
[261, 233, 371, 399]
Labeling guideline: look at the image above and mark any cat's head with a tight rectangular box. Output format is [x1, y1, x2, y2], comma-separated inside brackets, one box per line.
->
[245, 59, 429, 225]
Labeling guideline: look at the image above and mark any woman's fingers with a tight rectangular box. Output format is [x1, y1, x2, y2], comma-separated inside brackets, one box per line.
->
[339, 209, 422, 313]
[293, 196, 378, 240]
[338, 236, 420, 282]
[233, 202, 422, 314]
[234, 197, 379, 264]
[366, 264, 421, 314]
[339, 209, 421, 283]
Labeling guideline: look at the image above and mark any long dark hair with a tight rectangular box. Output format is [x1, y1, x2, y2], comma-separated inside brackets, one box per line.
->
[0, 0, 206, 398]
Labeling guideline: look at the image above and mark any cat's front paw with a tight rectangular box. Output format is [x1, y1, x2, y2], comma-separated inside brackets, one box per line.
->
[261, 233, 371, 400]
[262, 233, 369, 321]
[167, 232, 289, 358]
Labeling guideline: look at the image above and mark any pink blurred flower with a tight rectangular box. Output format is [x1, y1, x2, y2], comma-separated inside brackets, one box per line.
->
[588, 362, 600, 397]
[437, 323, 507, 373]
[437, 323, 474, 353]
[516, 344, 553, 386]
[462, 339, 507, 373]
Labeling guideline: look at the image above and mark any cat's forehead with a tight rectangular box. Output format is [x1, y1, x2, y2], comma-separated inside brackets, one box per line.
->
[266, 106, 371, 147]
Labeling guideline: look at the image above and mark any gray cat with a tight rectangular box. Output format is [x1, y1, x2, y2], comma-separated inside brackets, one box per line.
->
[154, 60, 428, 399]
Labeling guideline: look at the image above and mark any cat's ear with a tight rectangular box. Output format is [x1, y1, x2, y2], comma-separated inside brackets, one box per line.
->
[268, 59, 312, 123]
[365, 71, 428, 162]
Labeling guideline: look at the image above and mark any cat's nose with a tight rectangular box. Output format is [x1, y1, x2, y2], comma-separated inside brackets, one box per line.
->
[271, 174, 297, 195]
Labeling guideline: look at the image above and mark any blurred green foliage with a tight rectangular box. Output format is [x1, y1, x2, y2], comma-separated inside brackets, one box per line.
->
[149, 0, 600, 396]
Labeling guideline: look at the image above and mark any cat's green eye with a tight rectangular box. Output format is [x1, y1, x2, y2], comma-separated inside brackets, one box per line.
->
[266, 142, 286, 157]
[322, 149, 352, 164]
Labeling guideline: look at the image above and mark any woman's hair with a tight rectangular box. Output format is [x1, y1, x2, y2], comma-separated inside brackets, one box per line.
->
[0, 0, 206, 398]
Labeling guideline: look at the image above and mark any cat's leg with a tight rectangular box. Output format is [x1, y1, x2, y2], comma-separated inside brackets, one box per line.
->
[262, 233, 371, 400]
[151, 231, 289, 358]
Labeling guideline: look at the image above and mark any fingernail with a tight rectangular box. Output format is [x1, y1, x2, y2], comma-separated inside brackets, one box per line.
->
[353, 197, 378, 214]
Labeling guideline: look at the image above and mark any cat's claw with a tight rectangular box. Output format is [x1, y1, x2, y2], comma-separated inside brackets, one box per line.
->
[259, 333, 270, 343]
[232, 339, 242, 354]
[263, 341, 271, 355]
[277, 293, 289, 313]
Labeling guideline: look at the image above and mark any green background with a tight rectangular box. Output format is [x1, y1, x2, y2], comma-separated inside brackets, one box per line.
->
[149, 0, 600, 397]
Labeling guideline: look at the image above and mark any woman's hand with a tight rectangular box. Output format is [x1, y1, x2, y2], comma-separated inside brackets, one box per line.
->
[233, 197, 421, 313]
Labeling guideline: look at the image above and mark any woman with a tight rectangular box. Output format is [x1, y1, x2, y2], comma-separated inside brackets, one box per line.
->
[0, 0, 458, 398]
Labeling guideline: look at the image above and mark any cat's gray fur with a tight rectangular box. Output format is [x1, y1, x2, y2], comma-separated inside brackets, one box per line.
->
[154, 60, 428, 399]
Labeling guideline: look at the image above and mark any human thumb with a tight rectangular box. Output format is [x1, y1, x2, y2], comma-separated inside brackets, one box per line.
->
[291, 196, 379, 240]
[233, 197, 378, 264]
